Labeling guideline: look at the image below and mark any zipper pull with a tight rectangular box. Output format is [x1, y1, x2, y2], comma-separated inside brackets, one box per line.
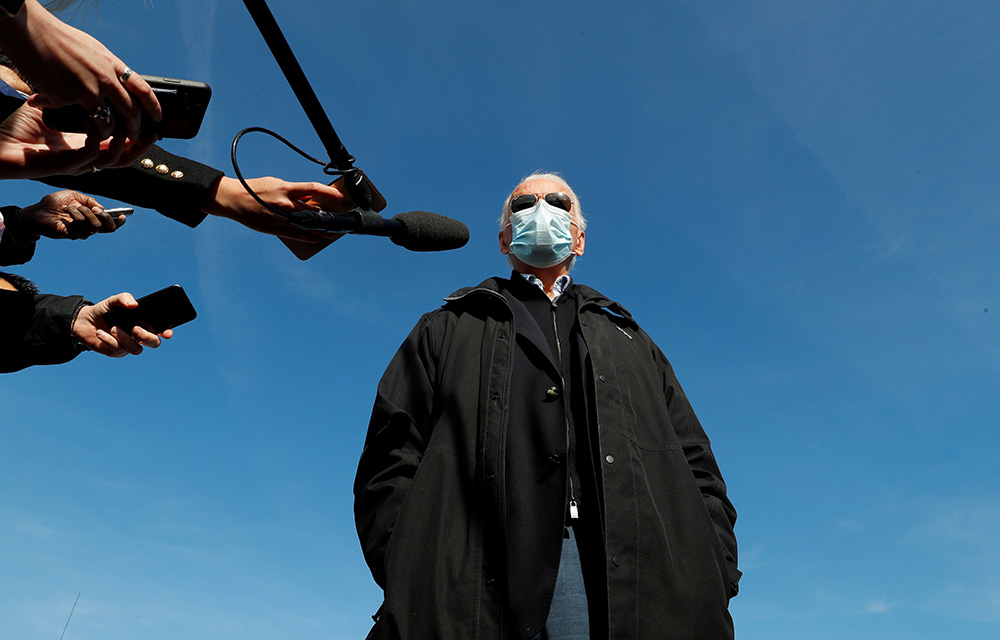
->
[569, 498, 579, 519]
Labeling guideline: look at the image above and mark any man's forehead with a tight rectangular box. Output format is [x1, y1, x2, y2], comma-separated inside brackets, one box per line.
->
[511, 178, 566, 196]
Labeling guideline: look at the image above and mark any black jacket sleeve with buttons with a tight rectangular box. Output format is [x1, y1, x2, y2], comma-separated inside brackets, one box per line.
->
[1, 77, 219, 227]
[39, 145, 222, 228]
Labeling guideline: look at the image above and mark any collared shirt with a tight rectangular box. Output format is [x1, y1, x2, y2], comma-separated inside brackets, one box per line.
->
[1, 78, 29, 125]
[0, 78, 28, 100]
[519, 272, 572, 301]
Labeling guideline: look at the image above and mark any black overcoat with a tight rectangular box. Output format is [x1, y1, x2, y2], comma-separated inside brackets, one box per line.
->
[354, 276, 740, 640]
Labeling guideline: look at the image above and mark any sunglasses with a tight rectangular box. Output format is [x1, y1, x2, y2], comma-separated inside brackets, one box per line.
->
[510, 192, 573, 214]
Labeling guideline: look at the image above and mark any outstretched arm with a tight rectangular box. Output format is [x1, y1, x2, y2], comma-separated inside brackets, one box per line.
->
[71, 291, 172, 357]
[43, 146, 352, 243]
[0, 289, 170, 372]
[201, 175, 351, 243]
[0, 190, 124, 266]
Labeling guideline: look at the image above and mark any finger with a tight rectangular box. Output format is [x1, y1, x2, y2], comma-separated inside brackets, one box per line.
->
[99, 292, 138, 313]
[71, 206, 103, 239]
[301, 181, 348, 197]
[100, 65, 144, 139]
[79, 100, 115, 140]
[79, 204, 103, 228]
[76, 119, 110, 172]
[288, 182, 349, 208]
[122, 72, 162, 123]
[117, 131, 158, 166]
[70, 191, 103, 210]
[68, 205, 88, 224]
[26, 93, 55, 109]
[63, 206, 87, 239]
[35, 134, 103, 176]
[111, 327, 144, 355]
[95, 328, 128, 358]
[113, 292, 138, 309]
[130, 326, 162, 349]
[66, 206, 97, 240]
[92, 208, 120, 233]
[96, 120, 128, 169]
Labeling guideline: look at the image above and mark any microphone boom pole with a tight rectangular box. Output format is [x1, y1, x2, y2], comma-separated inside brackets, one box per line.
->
[241, 0, 375, 210]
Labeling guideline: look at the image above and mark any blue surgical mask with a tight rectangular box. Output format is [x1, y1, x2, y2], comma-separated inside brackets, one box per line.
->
[508, 200, 575, 268]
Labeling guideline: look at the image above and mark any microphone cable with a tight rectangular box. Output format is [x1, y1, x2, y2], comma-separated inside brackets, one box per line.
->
[229, 125, 363, 220]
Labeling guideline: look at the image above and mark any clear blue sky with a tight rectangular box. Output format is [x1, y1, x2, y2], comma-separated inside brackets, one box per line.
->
[3, 1, 1000, 638]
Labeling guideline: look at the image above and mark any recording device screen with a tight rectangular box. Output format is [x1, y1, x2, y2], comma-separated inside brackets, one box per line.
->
[42, 74, 212, 139]
[103, 284, 198, 334]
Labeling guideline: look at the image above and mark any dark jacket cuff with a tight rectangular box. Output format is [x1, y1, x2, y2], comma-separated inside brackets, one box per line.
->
[41, 145, 222, 228]
[0, 205, 37, 266]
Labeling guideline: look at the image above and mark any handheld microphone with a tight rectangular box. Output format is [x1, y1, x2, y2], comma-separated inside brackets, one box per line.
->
[285, 209, 470, 252]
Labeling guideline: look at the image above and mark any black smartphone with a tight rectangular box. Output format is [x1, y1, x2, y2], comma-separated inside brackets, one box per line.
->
[103, 284, 197, 334]
[42, 74, 212, 139]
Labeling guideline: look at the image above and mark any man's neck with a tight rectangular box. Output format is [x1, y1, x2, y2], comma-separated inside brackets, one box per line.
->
[514, 263, 572, 300]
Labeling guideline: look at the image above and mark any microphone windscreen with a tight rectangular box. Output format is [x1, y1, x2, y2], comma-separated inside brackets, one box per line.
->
[390, 211, 470, 252]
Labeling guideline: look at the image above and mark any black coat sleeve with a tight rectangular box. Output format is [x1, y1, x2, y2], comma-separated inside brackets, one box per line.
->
[0, 205, 37, 266]
[40, 145, 223, 228]
[0, 289, 86, 372]
[652, 341, 742, 597]
[354, 313, 438, 588]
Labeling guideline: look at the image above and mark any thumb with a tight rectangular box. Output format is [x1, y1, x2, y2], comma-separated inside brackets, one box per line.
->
[26, 93, 57, 109]
[95, 292, 138, 314]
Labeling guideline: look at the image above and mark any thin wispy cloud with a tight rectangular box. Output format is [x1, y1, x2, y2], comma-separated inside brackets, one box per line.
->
[863, 599, 899, 614]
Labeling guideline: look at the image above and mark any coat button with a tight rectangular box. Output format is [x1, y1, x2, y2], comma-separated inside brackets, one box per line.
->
[139, 158, 154, 169]
[605, 455, 615, 464]
[546, 387, 559, 399]
[155, 163, 169, 174]
[598, 374, 607, 383]
[170, 170, 184, 179]
[612, 556, 621, 567]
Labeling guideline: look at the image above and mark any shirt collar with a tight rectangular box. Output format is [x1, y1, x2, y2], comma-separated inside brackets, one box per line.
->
[0, 78, 29, 100]
[517, 271, 572, 300]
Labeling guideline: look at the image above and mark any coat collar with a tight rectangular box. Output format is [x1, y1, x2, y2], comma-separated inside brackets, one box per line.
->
[443, 274, 636, 328]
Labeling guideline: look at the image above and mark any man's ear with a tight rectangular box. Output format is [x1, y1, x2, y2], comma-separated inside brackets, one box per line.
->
[573, 229, 586, 256]
[499, 228, 511, 255]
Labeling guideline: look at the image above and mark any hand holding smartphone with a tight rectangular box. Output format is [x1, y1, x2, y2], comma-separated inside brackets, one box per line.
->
[42, 74, 212, 139]
[103, 284, 197, 334]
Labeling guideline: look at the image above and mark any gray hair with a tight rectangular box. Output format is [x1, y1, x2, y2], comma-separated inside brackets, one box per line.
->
[44, 0, 99, 13]
[44, 1, 145, 18]
[498, 171, 587, 231]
